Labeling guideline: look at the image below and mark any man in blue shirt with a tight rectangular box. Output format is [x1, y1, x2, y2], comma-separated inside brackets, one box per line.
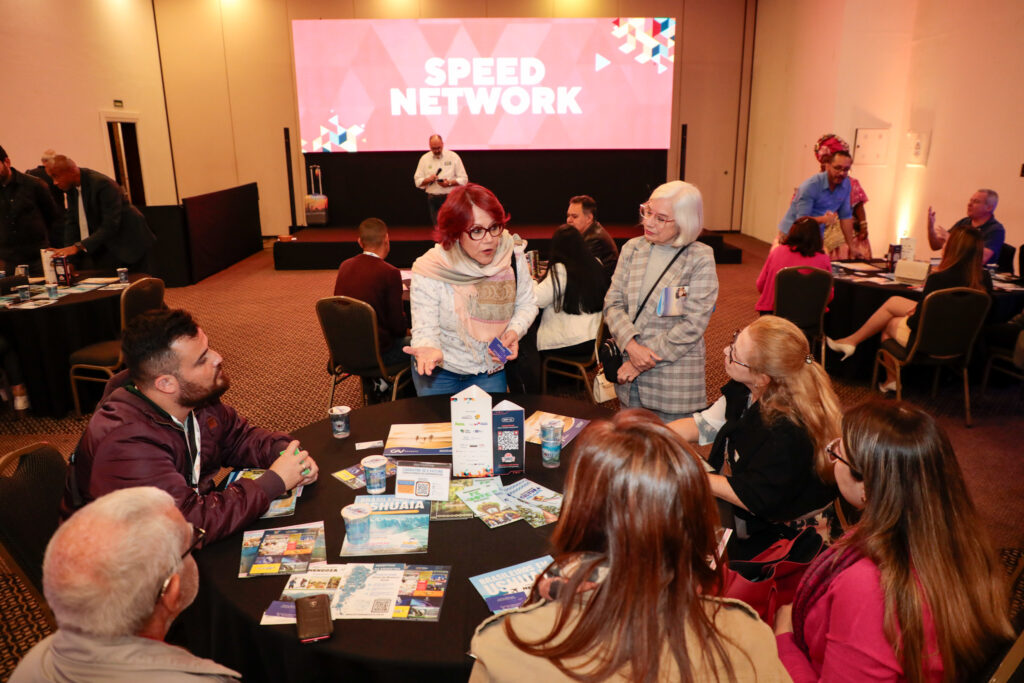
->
[926, 189, 1005, 265]
[777, 150, 855, 251]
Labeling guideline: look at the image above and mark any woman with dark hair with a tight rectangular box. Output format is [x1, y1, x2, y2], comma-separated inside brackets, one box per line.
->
[470, 410, 789, 682]
[404, 184, 538, 396]
[755, 217, 832, 315]
[775, 399, 1012, 682]
[669, 316, 842, 557]
[826, 227, 991, 391]
[534, 224, 609, 356]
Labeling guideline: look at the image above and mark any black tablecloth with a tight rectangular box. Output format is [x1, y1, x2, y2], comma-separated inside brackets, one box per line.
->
[176, 394, 615, 683]
[0, 278, 138, 416]
[824, 275, 1024, 382]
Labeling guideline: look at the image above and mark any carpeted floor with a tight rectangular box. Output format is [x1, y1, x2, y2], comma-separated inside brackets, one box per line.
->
[1, 233, 1022, 679]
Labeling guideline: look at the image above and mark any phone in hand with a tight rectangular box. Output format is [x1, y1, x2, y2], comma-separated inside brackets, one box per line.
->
[295, 594, 333, 643]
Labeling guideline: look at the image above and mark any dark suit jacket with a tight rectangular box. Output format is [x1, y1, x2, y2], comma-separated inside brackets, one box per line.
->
[63, 168, 155, 267]
[26, 165, 66, 248]
[583, 221, 619, 279]
[333, 253, 408, 351]
[0, 168, 56, 265]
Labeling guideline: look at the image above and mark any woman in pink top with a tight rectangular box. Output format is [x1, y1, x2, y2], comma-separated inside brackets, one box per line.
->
[774, 399, 1013, 682]
[756, 217, 832, 314]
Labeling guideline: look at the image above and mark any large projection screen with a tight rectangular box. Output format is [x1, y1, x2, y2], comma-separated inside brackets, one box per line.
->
[293, 18, 676, 152]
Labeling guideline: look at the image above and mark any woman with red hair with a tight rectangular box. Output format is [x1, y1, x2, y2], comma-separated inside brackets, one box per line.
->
[404, 183, 538, 395]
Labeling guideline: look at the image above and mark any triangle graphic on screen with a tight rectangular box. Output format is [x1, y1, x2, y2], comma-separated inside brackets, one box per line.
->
[595, 53, 610, 72]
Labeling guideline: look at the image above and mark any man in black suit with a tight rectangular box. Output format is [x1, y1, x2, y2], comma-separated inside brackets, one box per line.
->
[25, 149, 67, 248]
[49, 155, 155, 270]
[0, 144, 57, 273]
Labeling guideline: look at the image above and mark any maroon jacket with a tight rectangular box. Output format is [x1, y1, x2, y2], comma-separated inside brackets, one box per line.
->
[60, 372, 291, 542]
[333, 253, 407, 351]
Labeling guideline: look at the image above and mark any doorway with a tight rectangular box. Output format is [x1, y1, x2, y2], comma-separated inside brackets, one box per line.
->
[106, 120, 146, 206]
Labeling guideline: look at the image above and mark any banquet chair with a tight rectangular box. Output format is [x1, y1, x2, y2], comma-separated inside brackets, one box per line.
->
[871, 287, 991, 426]
[981, 346, 1024, 396]
[773, 266, 833, 370]
[315, 296, 411, 408]
[0, 442, 66, 594]
[996, 243, 1016, 274]
[542, 319, 605, 403]
[68, 277, 165, 416]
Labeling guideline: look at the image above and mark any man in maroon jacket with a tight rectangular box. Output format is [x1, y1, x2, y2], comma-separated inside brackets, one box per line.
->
[333, 217, 409, 368]
[60, 309, 319, 543]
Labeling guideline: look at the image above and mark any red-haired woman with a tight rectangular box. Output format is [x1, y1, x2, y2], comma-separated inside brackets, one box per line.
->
[470, 410, 790, 682]
[775, 399, 1012, 682]
[404, 184, 538, 395]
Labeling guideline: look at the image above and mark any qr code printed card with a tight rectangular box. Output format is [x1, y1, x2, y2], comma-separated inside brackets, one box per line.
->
[394, 462, 451, 501]
[492, 400, 525, 476]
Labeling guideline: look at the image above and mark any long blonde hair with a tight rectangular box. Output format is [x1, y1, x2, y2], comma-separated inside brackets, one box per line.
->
[840, 400, 1013, 682]
[745, 316, 842, 481]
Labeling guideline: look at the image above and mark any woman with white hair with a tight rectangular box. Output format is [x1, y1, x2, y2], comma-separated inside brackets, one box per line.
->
[603, 181, 719, 422]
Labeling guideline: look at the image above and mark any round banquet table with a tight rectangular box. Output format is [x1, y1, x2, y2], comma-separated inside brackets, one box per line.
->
[0, 274, 144, 416]
[824, 273, 1024, 382]
[176, 394, 615, 683]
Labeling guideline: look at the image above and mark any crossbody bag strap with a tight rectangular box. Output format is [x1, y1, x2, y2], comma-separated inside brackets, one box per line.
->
[631, 244, 688, 324]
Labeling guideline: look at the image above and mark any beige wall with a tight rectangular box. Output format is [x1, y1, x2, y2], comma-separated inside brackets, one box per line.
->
[743, 0, 1022, 259]
[0, 0, 176, 205]
[153, 0, 752, 234]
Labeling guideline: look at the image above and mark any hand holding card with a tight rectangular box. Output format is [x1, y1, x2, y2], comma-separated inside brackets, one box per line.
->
[488, 337, 512, 365]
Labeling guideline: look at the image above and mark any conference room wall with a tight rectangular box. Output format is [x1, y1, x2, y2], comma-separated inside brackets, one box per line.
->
[0, 0, 177, 206]
[741, 0, 1023, 261]
[152, 0, 753, 235]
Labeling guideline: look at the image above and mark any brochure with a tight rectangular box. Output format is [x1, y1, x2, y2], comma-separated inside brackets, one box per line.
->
[383, 423, 453, 457]
[470, 555, 554, 613]
[261, 563, 450, 624]
[655, 285, 688, 317]
[451, 385, 494, 477]
[498, 493, 554, 528]
[226, 468, 300, 517]
[239, 521, 326, 578]
[492, 399, 525, 476]
[331, 457, 398, 490]
[395, 461, 451, 501]
[503, 479, 563, 518]
[429, 478, 479, 520]
[456, 485, 521, 528]
[339, 495, 430, 556]
[244, 526, 321, 577]
[523, 411, 590, 447]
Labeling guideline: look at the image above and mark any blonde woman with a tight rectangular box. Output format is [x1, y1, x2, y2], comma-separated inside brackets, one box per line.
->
[669, 316, 842, 557]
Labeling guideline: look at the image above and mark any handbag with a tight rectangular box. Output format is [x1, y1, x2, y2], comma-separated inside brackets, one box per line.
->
[591, 372, 617, 402]
[720, 527, 824, 627]
[600, 246, 688, 383]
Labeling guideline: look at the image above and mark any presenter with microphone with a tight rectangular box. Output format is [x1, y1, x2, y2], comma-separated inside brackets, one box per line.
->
[414, 134, 468, 225]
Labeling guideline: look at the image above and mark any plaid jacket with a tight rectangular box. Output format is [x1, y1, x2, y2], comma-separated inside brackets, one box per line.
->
[604, 237, 719, 414]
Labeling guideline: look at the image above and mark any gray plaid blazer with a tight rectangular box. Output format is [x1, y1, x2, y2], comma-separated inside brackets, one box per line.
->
[603, 237, 719, 415]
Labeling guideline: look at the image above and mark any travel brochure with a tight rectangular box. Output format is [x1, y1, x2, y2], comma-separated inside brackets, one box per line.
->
[383, 422, 453, 457]
[225, 468, 303, 518]
[470, 555, 554, 614]
[339, 495, 431, 556]
[523, 411, 590, 447]
[429, 478, 478, 521]
[238, 521, 326, 578]
[454, 477, 563, 529]
[261, 563, 450, 623]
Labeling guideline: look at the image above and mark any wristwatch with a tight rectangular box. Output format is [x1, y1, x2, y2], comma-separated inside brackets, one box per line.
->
[74, 241, 87, 253]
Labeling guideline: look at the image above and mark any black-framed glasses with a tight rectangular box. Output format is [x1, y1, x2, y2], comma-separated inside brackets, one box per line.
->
[639, 203, 674, 226]
[727, 329, 751, 369]
[181, 525, 206, 559]
[826, 437, 862, 479]
[466, 224, 505, 240]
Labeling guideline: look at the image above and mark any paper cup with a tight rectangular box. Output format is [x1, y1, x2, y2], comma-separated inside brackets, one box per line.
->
[117, 267, 129, 283]
[540, 419, 563, 468]
[361, 455, 388, 494]
[16, 285, 30, 302]
[45, 284, 59, 299]
[341, 503, 371, 546]
[329, 405, 351, 438]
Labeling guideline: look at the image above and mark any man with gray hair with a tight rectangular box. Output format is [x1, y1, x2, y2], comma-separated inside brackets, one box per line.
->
[11, 487, 240, 681]
[927, 189, 1005, 265]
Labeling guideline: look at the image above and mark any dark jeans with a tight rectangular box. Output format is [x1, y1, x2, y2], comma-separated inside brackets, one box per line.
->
[426, 193, 447, 225]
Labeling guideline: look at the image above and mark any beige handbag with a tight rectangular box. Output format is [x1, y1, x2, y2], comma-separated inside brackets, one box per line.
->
[592, 372, 618, 403]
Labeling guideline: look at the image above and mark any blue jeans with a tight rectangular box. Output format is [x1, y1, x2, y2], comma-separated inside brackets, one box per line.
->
[411, 365, 507, 396]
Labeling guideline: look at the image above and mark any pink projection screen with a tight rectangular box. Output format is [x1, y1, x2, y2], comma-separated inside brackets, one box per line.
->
[292, 18, 675, 153]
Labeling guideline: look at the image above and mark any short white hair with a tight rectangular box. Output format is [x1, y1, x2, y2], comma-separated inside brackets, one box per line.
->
[978, 188, 999, 210]
[649, 181, 703, 247]
[43, 487, 186, 637]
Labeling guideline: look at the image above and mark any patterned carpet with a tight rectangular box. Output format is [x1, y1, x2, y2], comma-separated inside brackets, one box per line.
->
[1, 234, 1022, 679]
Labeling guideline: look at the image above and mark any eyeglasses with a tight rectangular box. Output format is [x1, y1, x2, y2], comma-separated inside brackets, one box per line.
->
[727, 329, 751, 369]
[157, 525, 206, 602]
[466, 224, 505, 240]
[639, 203, 675, 226]
[826, 437, 863, 479]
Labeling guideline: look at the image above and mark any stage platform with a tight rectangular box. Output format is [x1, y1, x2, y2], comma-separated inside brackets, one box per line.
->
[273, 224, 743, 270]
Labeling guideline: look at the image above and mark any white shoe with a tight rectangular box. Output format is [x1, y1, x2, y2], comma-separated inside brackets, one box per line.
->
[826, 337, 856, 361]
[878, 380, 897, 394]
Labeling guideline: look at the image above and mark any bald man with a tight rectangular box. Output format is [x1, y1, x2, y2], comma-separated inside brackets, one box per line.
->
[413, 134, 468, 225]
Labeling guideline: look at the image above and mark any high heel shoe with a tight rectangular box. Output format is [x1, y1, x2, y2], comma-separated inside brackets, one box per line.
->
[878, 380, 897, 394]
[825, 337, 856, 361]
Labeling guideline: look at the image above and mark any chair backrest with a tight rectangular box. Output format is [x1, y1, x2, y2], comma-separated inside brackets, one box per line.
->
[315, 296, 386, 375]
[997, 243, 1016, 274]
[121, 277, 166, 330]
[907, 287, 991, 360]
[773, 266, 833, 334]
[0, 443, 67, 593]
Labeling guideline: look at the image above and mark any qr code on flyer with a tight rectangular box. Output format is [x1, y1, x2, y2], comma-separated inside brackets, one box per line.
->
[496, 430, 519, 451]
[371, 599, 391, 614]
